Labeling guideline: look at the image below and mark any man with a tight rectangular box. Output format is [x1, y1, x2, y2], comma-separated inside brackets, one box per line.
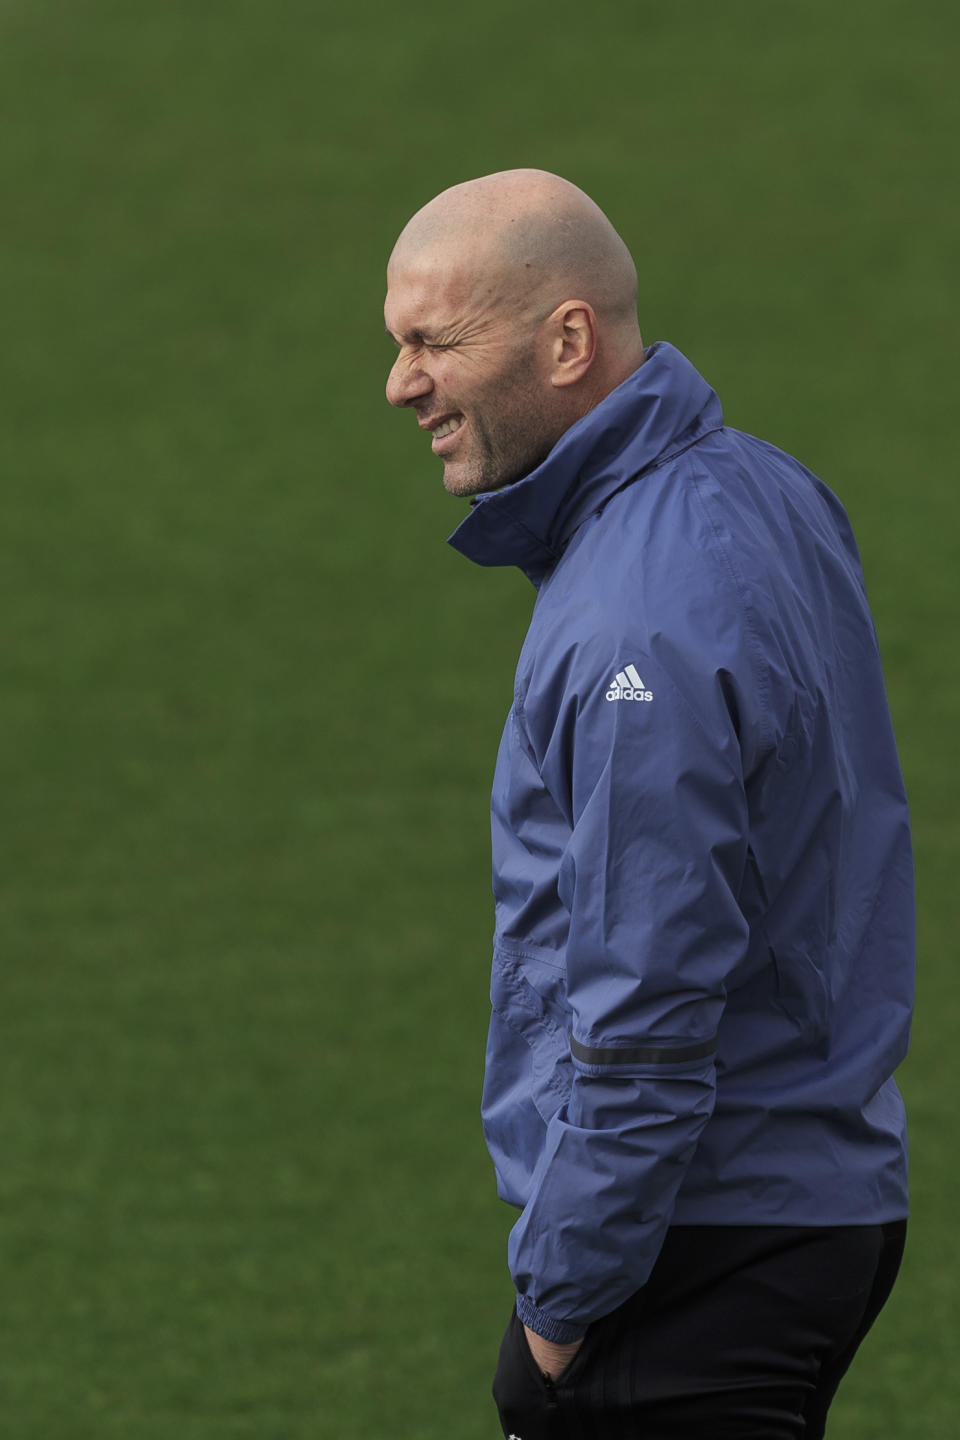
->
[384, 170, 913, 1439]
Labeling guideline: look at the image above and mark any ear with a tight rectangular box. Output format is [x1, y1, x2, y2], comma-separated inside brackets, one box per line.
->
[547, 301, 598, 388]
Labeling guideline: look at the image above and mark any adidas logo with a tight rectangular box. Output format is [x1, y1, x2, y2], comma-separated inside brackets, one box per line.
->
[605, 662, 653, 703]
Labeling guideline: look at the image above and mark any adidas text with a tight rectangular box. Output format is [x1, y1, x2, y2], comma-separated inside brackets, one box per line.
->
[605, 663, 653, 703]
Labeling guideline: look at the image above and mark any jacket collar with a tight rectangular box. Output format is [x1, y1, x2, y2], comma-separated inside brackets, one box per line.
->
[447, 342, 723, 584]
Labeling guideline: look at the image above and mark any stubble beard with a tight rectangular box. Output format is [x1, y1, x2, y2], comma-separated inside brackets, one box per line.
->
[440, 421, 555, 498]
[440, 359, 560, 499]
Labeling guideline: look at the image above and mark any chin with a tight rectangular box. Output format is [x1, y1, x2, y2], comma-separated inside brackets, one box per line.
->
[442, 467, 489, 498]
[442, 465, 528, 499]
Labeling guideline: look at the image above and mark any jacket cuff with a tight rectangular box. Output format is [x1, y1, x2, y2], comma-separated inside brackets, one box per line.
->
[515, 1294, 587, 1344]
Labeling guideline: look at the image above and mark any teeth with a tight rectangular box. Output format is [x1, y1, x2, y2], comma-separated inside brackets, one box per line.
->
[433, 418, 461, 439]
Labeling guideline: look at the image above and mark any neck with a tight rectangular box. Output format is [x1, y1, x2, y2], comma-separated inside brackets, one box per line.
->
[568, 341, 645, 426]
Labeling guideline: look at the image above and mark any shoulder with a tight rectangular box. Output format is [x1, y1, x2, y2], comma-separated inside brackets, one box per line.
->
[516, 430, 841, 764]
[524, 439, 762, 682]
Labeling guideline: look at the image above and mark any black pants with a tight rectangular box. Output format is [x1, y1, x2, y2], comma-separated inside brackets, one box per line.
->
[493, 1221, 906, 1439]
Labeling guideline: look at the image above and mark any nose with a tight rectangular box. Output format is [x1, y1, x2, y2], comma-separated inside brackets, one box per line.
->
[386, 348, 434, 409]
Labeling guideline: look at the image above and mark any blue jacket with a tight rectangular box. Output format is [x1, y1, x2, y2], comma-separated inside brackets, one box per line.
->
[448, 343, 914, 1343]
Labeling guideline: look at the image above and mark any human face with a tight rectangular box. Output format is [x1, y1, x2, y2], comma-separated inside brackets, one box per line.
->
[384, 252, 562, 497]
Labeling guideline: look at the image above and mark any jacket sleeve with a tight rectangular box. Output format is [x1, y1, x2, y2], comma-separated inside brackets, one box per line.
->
[508, 646, 752, 1343]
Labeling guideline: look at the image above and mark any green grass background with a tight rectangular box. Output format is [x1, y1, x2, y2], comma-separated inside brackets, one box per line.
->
[1, 0, 956, 1434]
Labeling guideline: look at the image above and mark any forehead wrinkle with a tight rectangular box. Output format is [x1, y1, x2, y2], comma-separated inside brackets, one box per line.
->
[387, 247, 520, 346]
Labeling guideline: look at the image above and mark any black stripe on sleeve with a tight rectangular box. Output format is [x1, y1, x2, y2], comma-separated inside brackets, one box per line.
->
[570, 1035, 718, 1067]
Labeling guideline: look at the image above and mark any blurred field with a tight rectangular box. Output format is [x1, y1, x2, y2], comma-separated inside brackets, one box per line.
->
[0, 1, 957, 1435]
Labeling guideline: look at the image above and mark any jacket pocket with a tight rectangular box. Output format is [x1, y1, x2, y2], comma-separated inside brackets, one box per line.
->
[490, 943, 574, 1123]
[768, 939, 830, 1046]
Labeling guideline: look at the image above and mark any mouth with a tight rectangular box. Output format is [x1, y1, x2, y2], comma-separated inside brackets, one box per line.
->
[424, 413, 465, 455]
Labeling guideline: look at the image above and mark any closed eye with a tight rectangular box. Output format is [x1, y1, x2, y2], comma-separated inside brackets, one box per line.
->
[385, 326, 453, 352]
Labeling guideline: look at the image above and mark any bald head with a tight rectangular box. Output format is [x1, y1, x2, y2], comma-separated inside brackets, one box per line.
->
[390, 169, 641, 342]
[384, 171, 645, 497]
